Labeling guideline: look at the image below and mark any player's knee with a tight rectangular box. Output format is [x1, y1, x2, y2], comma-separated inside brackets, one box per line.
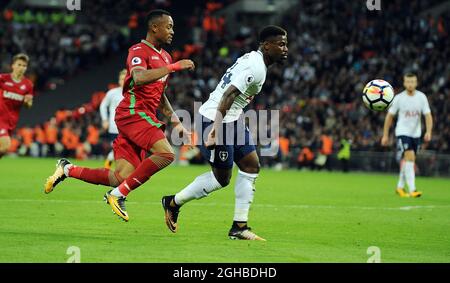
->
[404, 150, 415, 161]
[240, 162, 260, 174]
[217, 176, 231, 187]
[152, 151, 175, 168]
[213, 171, 231, 187]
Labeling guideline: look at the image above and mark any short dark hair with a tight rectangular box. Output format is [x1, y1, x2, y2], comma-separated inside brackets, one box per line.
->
[258, 25, 287, 43]
[404, 72, 417, 78]
[145, 9, 171, 27]
[12, 53, 29, 64]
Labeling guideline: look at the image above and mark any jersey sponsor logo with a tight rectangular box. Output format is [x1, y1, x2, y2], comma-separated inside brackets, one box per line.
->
[3, 91, 24, 101]
[151, 56, 160, 60]
[404, 110, 420, 118]
[131, 57, 142, 65]
[5, 82, 14, 87]
[132, 46, 142, 50]
[219, 151, 228, 162]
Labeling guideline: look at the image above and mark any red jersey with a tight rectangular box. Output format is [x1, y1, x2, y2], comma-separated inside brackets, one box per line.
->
[117, 39, 172, 124]
[0, 73, 34, 131]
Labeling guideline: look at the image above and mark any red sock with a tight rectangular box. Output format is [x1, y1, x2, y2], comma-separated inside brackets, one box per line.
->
[68, 166, 111, 186]
[117, 153, 174, 197]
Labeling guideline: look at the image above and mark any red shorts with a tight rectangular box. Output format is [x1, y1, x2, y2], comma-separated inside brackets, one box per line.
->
[0, 119, 12, 138]
[113, 110, 166, 168]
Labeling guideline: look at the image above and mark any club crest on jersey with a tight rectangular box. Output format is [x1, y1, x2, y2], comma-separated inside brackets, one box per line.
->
[131, 57, 142, 65]
[0, 129, 6, 135]
[219, 151, 228, 162]
[20, 85, 26, 90]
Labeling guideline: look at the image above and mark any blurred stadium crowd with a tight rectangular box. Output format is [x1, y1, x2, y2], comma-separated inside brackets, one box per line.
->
[1, 0, 449, 169]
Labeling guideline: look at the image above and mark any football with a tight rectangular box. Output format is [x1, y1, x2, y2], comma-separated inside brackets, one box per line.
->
[362, 79, 395, 111]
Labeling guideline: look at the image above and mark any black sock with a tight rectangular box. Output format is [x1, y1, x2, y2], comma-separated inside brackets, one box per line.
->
[170, 195, 181, 209]
[232, 221, 247, 229]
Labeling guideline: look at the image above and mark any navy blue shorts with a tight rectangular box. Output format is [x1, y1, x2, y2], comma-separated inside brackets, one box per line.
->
[107, 133, 118, 144]
[396, 135, 421, 160]
[197, 116, 256, 169]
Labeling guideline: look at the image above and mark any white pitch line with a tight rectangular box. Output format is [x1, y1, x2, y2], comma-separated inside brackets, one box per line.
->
[5, 198, 450, 211]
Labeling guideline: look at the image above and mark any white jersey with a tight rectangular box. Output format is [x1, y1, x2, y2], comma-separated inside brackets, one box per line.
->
[388, 90, 431, 138]
[99, 87, 123, 134]
[199, 50, 267, 123]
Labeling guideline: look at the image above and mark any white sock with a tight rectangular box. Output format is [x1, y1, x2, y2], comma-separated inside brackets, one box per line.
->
[234, 170, 258, 222]
[174, 171, 222, 206]
[397, 161, 406, 189]
[404, 161, 416, 193]
[111, 187, 126, 198]
[107, 151, 114, 161]
[63, 164, 73, 177]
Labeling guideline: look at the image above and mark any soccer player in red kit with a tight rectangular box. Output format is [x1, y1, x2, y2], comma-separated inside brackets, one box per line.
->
[44, 9, 195, 222]
[0, 53, 34, 158]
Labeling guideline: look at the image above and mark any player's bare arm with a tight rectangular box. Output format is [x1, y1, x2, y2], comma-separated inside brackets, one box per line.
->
[381, 112, 394, 146]
[205, 85, 241, 149]
[424, 113, 433, 142]
[23, 94, 33, 108]
[131, 59, 195, 86]
[158, 93, 191, 145]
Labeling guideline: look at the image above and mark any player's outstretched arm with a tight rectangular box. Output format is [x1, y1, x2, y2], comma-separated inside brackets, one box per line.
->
[132, 59, 195, 86]
[205, 85, 241, 149]
[424, 113, 433, 142]
[381, 112, 394, 146]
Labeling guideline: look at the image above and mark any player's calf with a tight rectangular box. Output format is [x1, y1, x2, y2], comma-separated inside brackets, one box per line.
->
[0, 136, 11, 158]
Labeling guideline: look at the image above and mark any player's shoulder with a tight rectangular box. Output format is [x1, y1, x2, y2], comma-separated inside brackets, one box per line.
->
[0, 73, 11, 80]
[23, 76, 33, 86]
[415, 90, 428, 99]
[394, 90, 407, 100]
[236, 51, 263, 68]
[247, 51, 266, 77]
[128, 42, 147, 53]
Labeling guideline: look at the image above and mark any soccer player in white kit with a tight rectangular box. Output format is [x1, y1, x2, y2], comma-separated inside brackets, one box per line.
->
[162, 26, 288, 240]
[99, 69, 126, 169]
[381, 73, 433, 197]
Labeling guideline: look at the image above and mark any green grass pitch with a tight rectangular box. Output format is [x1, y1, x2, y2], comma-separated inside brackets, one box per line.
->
[1, 157, 449, 263]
